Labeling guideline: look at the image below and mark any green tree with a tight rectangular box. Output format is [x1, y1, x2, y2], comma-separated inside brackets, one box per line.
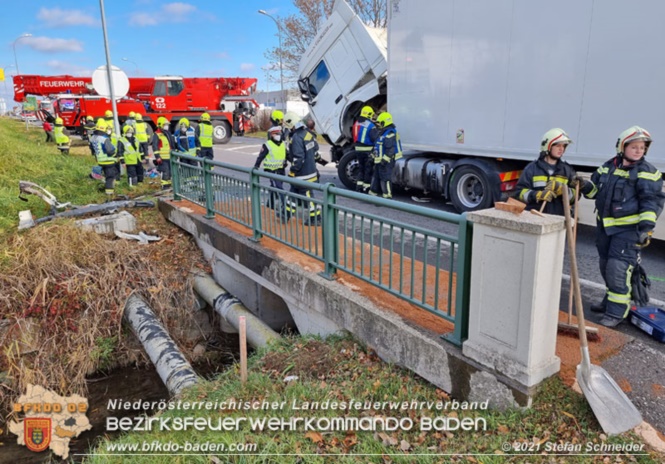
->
[263, 0, 387, 85]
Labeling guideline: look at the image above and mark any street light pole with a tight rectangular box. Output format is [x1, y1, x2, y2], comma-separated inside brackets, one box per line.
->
[258, 10, 285, 112]
[3, 64, 15, 98]
[122, 57, 139, 76]
[13, 34, 32, 130]
[99, 0, 120, 137]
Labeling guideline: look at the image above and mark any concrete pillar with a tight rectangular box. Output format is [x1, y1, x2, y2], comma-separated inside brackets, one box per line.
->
[462, 209, 565, 387]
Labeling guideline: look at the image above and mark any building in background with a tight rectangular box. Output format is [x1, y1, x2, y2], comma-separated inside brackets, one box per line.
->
[253, 89, 309, 118]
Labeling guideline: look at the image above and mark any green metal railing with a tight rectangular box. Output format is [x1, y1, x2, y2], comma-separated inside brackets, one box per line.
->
[172, 152, 473, 345]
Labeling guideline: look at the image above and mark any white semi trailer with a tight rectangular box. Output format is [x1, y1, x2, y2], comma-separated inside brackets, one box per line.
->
[297, 0, 665, 237]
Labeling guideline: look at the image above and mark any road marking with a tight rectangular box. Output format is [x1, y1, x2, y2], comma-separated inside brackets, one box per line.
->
[225, 144, 262, 151]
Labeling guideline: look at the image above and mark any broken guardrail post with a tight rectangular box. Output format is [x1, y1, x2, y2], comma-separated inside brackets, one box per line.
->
[123, 294, 198, 396]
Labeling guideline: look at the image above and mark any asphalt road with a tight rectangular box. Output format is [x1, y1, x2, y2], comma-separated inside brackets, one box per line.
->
[214, 136, 665, 350]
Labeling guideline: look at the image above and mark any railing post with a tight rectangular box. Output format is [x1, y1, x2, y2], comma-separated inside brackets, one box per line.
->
[250, 168, 262, 241]
[319, 183, 337, 280]
[203, 159, 214, 219]
[442, 213, 472, 346]
[171, 152, 181, 201]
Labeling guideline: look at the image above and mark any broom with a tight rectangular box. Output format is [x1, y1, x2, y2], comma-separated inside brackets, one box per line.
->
[558, 180, 600, 341]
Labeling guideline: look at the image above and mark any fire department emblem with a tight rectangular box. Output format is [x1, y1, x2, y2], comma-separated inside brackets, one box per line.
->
[24, 418, 52, 452]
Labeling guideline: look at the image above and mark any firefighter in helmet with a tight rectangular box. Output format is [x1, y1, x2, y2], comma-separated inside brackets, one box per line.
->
[515, 128, 578, 215]
[369, 112, 402, 199]
[119, 124, 143, 187]
[255, 125, 288, 217]
[104, 109, 115, 132]
[150, 116, 176, 189]
[90, 118, 118, 198]
[53, 117, 70, 154]
[582, 126, 665, 327]
[195, 112, 214, 167]
[134, 113, 150, 162]
[353, 106, 378, 192]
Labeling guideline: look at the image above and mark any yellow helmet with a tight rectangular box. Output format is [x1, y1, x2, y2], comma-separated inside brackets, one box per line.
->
[95, 118, 108, 131]
[376, 112, 393, 128]
[616, 126, 652, 156]
[200, 112, 211, 122]
[540, 128, 573, 155]
[157, 116, 169, 128]
[55, 117, 63, 125]
[122, 124, 135, 135]
[360, 106, 375, 119]
[135, 113, 143, 121]
[283, 111, 301, 130]
[128, 111, 136, 118]
[86, 115, 94, 122]
[179, 118, 190, 127]
[104, 110, 113, 118]
[270, 110, 284, 123]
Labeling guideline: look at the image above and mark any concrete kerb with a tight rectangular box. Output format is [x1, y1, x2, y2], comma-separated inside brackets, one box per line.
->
[159, 199, 534, 409]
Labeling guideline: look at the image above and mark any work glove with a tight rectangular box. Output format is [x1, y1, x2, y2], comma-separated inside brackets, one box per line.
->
[544, 179, 564, 197]
[534, 189, 555, 203]
[638, 230, 653, 248]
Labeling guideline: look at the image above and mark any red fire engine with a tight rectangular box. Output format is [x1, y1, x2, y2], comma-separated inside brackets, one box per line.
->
[13, 74, 258, 144]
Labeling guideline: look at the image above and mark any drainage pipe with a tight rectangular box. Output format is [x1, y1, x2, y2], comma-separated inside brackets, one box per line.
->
[124, 294, 198, 395]
[192, 272, 280, 348]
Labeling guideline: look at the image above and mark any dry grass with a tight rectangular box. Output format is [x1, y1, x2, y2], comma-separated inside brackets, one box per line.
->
[0, 209, 210, 417]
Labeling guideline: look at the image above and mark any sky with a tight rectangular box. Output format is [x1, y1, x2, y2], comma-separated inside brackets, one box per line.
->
[0, 0, 298, 104]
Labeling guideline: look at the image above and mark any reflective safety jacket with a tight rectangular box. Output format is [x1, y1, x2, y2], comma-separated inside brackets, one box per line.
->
[515, 157, 576, 216]
[176, 126, 197, 155]
[289, 126, 318, 181]
[151, 130, 175, 160]
[586, 156, 664, 236]
[119, 136, 140, 165]
[196, 121, 214, 148]
[54, 124, 69, 145]
[90, 130, 117, 165]
[255, 140, 286, 171]
[373, 125, 402, 164]
[353, 117, 378, 151]
[135, 121, 149, 143]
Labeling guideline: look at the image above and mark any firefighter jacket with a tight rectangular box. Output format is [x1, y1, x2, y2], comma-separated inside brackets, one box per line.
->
[353, 117, 378, 151]
[373, 125, 402, 164]
[151, 129, 176, 160]
[118, 136, 140, 165]
[54, 124, 70, 145]
[84, 121, 95, 139]
[90, 130, 117, 165]
[196, 122, 214, 148]
[515, 157, 576, 216]
[255, 140, 287, 171]
[288, 126, 318, 181]
[135, 121, 149, 143]
[176, 126, 197, 155]
[585, 156, 664, 237]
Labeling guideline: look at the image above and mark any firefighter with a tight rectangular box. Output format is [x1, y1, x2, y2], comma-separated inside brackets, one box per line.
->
[581, 126, 665, 327]
[53, 117, 70, 154]
[284, 114, 321, 225]
[83, 115, 96, 155]
[369, 112, 402, 199]
[270, 109, 284, 127]
[104, 109, 114, 132]
[151, 116, 176, 189]
[195, 112, 214, 168]
[119, 125, 143, 187]
[175, 118, 197, 157]
[254, 125, 288, 217]
[134, 113, 150, 162]
[515, 128, 577, 215]
[90, 118, 118, 199]
[124, 111, 137, 131]
[353, 106, 379, 192]
[307, 118, 329, 181]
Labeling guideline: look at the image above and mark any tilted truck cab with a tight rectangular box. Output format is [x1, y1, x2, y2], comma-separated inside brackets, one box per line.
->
[298, 0, 665, 233]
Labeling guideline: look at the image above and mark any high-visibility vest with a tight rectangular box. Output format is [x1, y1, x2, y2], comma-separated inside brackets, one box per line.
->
[91, 134, 116, 165]
[120, 137, 140, 165]
[156, 132, 171, 160]
[54, 125, 69, 145]
[135, 121, 149, 143]
[199, 122, 213, 148]
[262, 140, 286, 170]
[353, 119, 376, 149]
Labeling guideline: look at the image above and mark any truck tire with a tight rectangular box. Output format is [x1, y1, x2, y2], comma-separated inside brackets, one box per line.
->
[212, 120, 231, 144]
[338, 150, 359, 190]
[449, 165, 493, 212]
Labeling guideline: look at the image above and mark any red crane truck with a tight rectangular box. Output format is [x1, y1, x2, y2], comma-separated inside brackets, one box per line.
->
[13, 74, 258, 144]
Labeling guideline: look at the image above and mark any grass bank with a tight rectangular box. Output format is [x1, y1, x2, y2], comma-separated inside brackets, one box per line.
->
[87, 336, 663, 463]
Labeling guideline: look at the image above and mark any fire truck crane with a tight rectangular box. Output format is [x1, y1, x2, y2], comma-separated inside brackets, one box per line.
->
[13, 74, 258, 144]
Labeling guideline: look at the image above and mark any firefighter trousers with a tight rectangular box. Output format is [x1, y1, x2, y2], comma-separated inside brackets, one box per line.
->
[370, 161, 394, 199]
[286, 181, 321, 224]
[101, 165, 118, 197]
[355, 149, 373, 190]
[158, 160, 172, 189]
[595, 227, 639, 320]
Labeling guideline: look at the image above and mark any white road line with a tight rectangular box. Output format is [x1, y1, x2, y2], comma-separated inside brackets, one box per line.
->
[225, 144, 262, 151]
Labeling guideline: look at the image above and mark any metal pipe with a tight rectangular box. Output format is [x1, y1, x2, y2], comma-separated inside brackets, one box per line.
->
[192, 271, 280, 348]
[124, 294, 198, 395]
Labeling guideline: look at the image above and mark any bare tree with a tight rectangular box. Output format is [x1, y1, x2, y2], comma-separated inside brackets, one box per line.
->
[264, 0, 387, 84]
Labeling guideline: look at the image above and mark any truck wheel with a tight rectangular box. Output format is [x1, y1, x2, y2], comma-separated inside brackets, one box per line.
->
[212, 121, 231, 144]
[449, 165, 493, 212]
[338, 150, 359, 190]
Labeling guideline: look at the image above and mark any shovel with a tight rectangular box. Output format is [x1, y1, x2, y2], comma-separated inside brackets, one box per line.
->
[562, 187, 642, 435]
